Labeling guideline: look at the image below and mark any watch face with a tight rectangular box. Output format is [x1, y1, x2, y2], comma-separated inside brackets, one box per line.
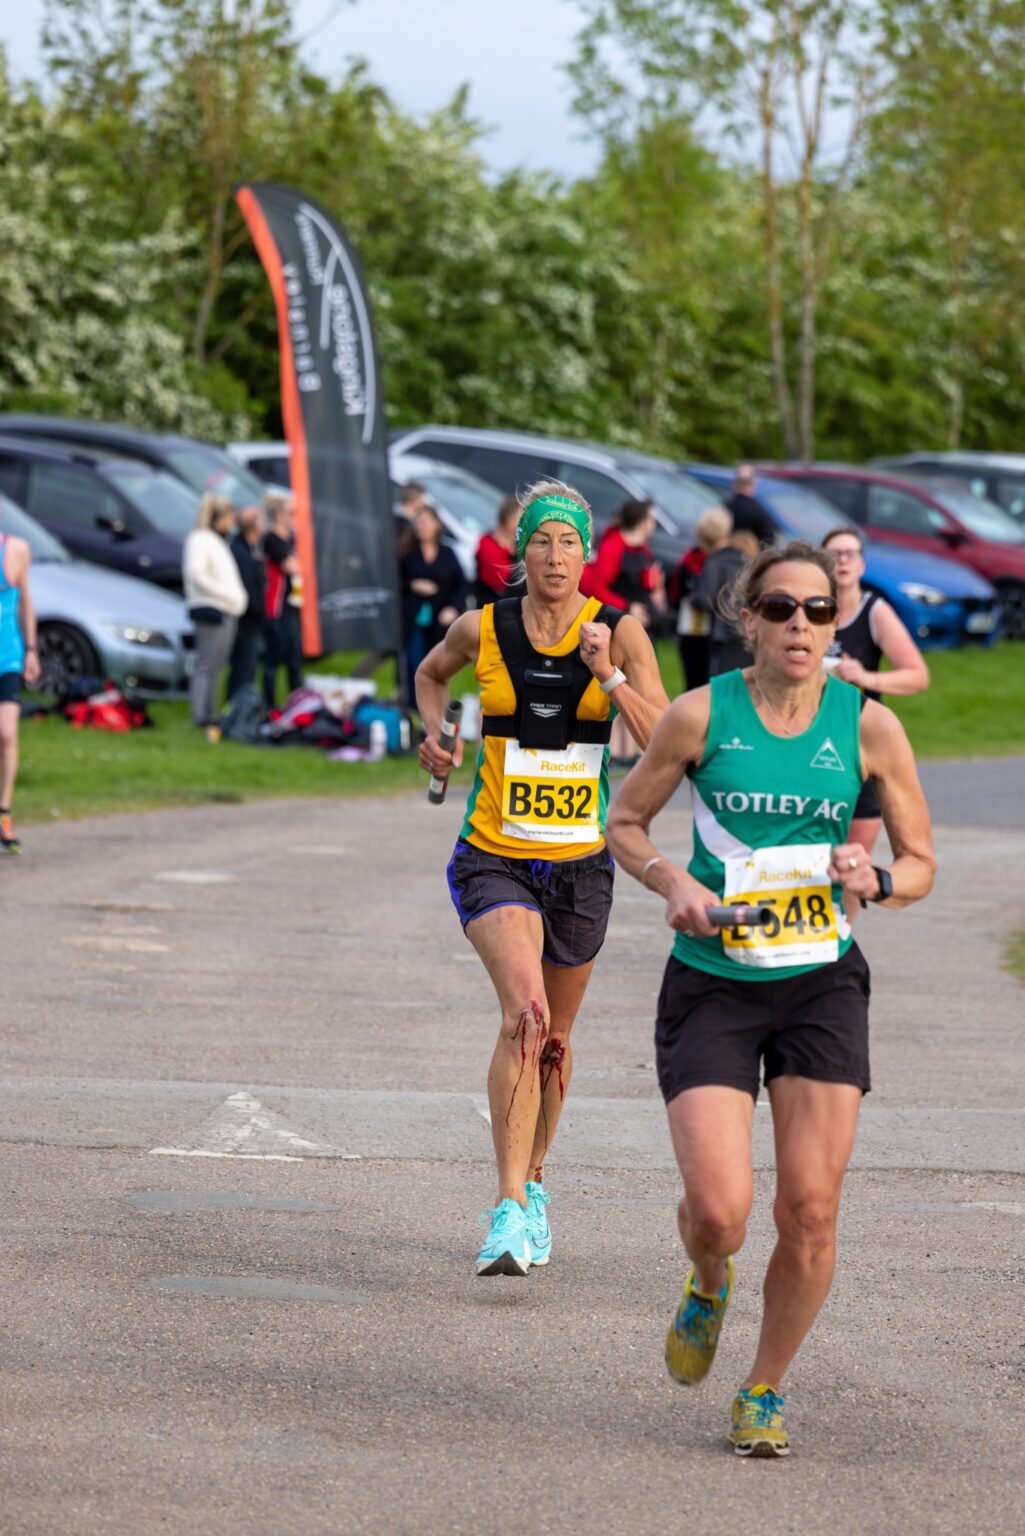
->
[874, 866, 892, 900]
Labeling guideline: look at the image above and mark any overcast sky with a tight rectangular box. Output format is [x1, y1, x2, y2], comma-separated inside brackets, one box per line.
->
[1, 0, 601, 179]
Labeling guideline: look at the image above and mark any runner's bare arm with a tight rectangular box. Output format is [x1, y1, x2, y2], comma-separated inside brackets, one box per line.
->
[828, 701, 936, 908]
[608, 612, 670, 746]
[835, 600, 929, 696]
[414, 609, 482, 776]
[606, 689, 721, 938]
[578, 612, 669, 748]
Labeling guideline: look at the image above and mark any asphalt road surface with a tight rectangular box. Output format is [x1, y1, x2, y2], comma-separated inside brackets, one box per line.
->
[1, 761, 1024, 1535]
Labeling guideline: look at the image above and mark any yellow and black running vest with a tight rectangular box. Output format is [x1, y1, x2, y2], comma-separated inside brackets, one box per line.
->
[460, 597, 623, 860]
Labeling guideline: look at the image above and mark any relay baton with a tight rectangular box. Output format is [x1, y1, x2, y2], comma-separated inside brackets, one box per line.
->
[705, 904, 775, 930]
[427, 700, 463, 805]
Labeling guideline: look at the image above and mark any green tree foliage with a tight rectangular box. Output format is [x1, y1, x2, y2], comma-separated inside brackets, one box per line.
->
[0, 2, 1022, 462]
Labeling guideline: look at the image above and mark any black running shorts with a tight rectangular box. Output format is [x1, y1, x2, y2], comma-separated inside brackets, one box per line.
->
[447, 839, 614, 969]
[655, 943, 872, 1103]
[0, 671, 22, 705]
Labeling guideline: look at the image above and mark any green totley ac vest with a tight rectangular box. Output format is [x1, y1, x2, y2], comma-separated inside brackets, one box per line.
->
[674, 669, 864, 981]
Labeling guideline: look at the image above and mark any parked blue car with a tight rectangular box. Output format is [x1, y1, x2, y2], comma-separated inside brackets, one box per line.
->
[685, 466, 1001, 648]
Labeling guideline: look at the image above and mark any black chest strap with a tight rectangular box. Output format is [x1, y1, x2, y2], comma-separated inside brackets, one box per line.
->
[481, 597, 625, 744]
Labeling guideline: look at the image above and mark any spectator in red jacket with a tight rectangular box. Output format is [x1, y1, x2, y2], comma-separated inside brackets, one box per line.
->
[475, 496, 522, 603]
[580, 499, 665, 627]
[582, 500, 665, 767]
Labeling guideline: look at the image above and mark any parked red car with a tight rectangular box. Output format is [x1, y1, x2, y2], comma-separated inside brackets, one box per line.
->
[760, 464, 1025, 638]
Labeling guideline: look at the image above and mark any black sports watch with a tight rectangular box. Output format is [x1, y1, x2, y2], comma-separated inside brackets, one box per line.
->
[869, 865, 893, 903]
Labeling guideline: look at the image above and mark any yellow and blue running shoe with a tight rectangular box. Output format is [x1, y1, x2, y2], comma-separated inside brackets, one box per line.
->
[525, 1181, 552, 1267]
[476, 1198, 531, 1277]
[664, 1255, 734, 1384]
[728, 1384, 790, 1457]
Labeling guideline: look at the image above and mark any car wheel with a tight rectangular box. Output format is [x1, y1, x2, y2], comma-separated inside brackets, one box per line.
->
[996, 582, 1025, 641]
[36, 623, 100, 694]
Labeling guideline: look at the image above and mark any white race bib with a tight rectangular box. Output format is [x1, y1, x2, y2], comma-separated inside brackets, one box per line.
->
[721, 842, 840, 968]
[501, 742, 604, 844]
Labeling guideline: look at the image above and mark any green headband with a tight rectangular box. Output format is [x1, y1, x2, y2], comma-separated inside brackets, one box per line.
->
[515, 494, 592, 560]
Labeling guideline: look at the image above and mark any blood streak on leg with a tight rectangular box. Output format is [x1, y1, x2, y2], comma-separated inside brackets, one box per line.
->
[539, 1037, 567, 1103]
[505, 999, 547, 1126]
[534, 1035, 567, 1162]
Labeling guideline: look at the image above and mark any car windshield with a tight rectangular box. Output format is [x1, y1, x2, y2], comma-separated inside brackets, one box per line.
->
[0, 493, 70, 562]
[760, 483, 844, 540]
[99, 463, 199, 538]
[164, 444, 268, 508]
[620, 464, 719, 535]
[929, 485, 1025, 545]
[420, 472, 497, 536]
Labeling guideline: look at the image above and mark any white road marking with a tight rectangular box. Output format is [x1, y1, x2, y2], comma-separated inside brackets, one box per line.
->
[888, 1200, 1025, 1216]
[85, 900, 175, 912]
[149, 1149, 303, 1162]
[474, 1099, 493, 1128]
[63, 936, 169, 954]
[154, 870, 236, 884]
[148, 1090, 359, 1162]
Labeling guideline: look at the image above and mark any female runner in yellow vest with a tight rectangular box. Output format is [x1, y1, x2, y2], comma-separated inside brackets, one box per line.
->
[417, 482, 668, 1278]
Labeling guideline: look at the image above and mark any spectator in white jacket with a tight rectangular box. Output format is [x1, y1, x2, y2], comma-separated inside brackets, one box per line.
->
[183, 494, 247, 741]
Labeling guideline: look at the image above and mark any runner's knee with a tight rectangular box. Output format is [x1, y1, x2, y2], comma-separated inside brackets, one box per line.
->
[502, 998, 549, 1048]
[774, 1190, 837, 1253]
[680, 1192, 748, 1253]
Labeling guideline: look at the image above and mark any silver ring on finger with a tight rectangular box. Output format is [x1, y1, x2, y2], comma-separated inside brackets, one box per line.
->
[847, 856, 858, 870]
[682, 928, 694, 937]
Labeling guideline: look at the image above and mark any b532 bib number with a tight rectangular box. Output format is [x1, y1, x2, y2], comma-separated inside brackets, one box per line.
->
[502, 741, 604, 845]
[507, 781, 595, 821]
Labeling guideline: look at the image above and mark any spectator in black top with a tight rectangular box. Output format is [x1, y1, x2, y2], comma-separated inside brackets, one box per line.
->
[263, 491, 304, 710]
[697, 527, 760, 676]
[399, 503, 466, 703]
[725, 464, 776, 547]
[227, 503, 266, 701]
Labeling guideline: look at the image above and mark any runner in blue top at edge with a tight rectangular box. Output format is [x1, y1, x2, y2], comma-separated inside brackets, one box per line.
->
[0, 507, 41, 853]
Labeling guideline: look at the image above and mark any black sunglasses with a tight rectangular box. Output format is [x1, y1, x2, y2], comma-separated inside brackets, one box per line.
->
[754, 592, 838, 625]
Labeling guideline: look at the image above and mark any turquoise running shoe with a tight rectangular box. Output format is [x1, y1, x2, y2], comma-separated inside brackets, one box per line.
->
[525, 1180, 552, 1267]
[476, 1198, 531, 1277]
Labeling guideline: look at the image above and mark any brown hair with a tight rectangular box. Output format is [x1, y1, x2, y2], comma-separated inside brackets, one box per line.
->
[398, 500, 443, 557]
[497, 494, 521, 529]
[821, 524, 865, 552]
[615, 498, 654, 533]
[720, 539, 837, 626]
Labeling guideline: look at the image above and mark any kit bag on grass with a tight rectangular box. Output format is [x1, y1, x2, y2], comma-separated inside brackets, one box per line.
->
[222, 683, 264, 745]
[351, 698, 412, 754]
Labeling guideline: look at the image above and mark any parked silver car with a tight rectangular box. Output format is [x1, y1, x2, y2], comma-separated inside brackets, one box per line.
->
[0, 495, 192, 694]
[228, 439, 501, 583]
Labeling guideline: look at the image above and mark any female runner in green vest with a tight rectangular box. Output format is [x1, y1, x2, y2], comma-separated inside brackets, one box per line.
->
[607, 540, 935, 1458]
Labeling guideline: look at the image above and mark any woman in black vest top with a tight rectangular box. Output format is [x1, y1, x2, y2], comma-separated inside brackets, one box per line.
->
[822, 526, 929, 858]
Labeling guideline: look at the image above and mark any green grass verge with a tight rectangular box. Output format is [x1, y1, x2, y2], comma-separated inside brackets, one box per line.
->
[11, 640, 1023, 826]
[1002, 930, 1025, 987]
